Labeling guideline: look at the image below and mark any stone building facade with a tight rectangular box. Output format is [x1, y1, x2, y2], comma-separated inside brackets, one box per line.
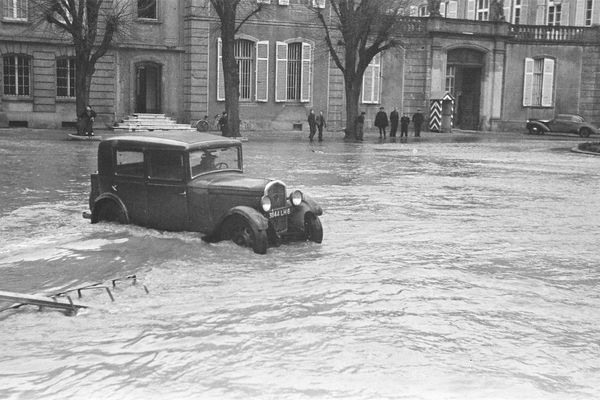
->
[0, 0, 598, 132]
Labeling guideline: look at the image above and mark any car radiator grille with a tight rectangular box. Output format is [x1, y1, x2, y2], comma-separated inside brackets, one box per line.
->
[267, 181, 288, 232]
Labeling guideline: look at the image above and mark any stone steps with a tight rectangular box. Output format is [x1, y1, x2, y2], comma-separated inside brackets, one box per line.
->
[113, 113, 195, 132]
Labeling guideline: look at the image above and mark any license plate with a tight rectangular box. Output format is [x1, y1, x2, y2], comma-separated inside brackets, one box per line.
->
[269, 207, 291, 218]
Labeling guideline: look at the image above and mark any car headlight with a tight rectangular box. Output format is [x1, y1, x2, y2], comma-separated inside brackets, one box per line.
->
[261, 195, 272, 212]
[290, 190, 303, 206]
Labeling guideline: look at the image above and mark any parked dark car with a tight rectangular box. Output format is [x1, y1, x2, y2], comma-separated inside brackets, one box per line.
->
[526, 114, 598, 137]
[86, 131, 323, 254]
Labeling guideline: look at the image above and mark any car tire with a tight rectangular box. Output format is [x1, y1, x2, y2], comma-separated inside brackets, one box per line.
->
[97, 201, 127, 224]
[196, 120, 209, 132]
[579, 128, 591, 138]
[226, 216, 268, 254]
[304, 214, 323, 243]
[528, 125, 542, 135]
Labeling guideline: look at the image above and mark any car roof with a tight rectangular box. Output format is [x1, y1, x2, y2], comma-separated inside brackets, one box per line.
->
[101, 130, 241, 151]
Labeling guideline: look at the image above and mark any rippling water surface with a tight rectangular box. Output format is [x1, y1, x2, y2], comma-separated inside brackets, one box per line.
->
[1, 129, 599, 400]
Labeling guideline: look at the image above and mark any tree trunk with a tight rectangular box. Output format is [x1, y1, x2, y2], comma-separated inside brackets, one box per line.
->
[75, 51, 93, 133]
[221, 10, 240, 137]
[344, 77, 362, 141]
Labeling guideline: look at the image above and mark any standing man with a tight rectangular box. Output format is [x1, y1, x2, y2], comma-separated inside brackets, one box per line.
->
[355, 111, 365, 141]
[308, 109, 316, 141]
[389, 107, 399, 138]
[400, 113, 410, 141]
[374, 107, 388, 139]
[218, 111, 228, 136]
[412, 109, 424, 137]
[316, 110, 327, 142]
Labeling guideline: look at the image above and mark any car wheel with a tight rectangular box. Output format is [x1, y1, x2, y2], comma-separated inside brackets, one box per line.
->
[579, 128, 591, 138]
[196, 120, 209, 132]
[226, 216, 268, 254]
[97, 201, 127, 224]
[528, 125, 541, 135]
[304, 214, 323, 243]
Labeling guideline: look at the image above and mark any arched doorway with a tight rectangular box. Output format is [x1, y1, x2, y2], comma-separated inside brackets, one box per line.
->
[446, 49, 484, 130]
[135, 63, 161, 114]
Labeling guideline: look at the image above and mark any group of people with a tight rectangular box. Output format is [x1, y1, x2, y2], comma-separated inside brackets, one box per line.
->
[307, 109, 327, 142]
[373, 107, 424, 140]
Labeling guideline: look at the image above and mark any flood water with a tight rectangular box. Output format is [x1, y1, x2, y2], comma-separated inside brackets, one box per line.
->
[1, 129, 599, 400]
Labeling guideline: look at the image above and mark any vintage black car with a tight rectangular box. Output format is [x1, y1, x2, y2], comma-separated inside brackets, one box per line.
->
[526, 114, 598, 137]
[86, 131, 323, 254]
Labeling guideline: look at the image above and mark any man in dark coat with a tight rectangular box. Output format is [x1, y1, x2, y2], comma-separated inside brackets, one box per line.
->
[355, 111, 365, 141]
[374, 107, 388, 139]
[78, 105, 96, 136]
[218, 111, 228, 136]
[400, 113, 410, 140]
[307, 109, 317, 141]
[316, 110, 326, 142]
[412, 109, 425, 137]
[389, 107, 399, 137]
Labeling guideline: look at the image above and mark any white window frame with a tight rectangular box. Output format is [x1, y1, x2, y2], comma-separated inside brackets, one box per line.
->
[275, 41, 312, 103]
[361, 54, 381, 104]
[523, 57, 554, 108]
[56, 57, 76, 98]
[4, 0, 27, 21]
[3, 54, 31, 96]
[585, 0, 594, 26]
[476, 0, 489, 20]
[512, 0, 522, 24]
[235, 39, 254, 101]
[547, 2, 562, 26]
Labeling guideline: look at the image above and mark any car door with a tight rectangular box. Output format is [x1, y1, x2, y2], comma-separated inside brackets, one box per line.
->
[145, 149, 189, 231]
[112, 148, 148, 225]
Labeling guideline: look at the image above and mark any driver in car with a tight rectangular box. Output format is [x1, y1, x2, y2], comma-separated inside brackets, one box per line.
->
[199, 151, 217, 172]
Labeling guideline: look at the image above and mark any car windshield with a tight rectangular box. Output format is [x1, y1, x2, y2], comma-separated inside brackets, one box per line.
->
[190, 146, 241, 177]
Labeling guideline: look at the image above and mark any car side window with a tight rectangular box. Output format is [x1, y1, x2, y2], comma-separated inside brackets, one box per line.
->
[148, 150, 185, 181]
[115, 150, 144, 177]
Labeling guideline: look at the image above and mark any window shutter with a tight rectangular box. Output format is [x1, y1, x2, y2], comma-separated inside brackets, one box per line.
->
[409, 6, 418, 16]
[561, 4, 569, 25]
[448, 1, 458, 18]
[535, 0, 545, 25]
[255, 41, 269, 102]
[362, 65, 373, 103]
[217, 38, 225, 101]
[372, 54, 381, 104]
[467, 0, 476, 19]
[523, 57, 534, 107]
[275, 41, 288, 102]
[575, 0, 585, 25]
[541, 58, 554, 107]
[503, 3, 510, 21]
[440, 2, 446, 16]
[300, 42, 312, 103]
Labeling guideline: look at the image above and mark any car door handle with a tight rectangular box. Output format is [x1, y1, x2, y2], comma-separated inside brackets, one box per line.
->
[177, 191, 186, 196]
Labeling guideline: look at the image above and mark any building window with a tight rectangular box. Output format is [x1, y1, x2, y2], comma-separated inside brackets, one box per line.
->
[3, 54, 30, 96]
[523, 57, 554, 107]
[418, 4, 428, 16]
[361, 54, 381, 104]
[512, 0, 521, 24]
[312, 0, 325, 8]
[476, 0, 489, 20]
[235, 39, 254, 101]
[138, 0, 156, 19]
[548, 2, 561, 26]
[275, 41, 312, 102]
[3, 0, 27, 21]
[585, 0, 593, 26]
[57, 57, 76, 98]
[445, 65, 456, 97]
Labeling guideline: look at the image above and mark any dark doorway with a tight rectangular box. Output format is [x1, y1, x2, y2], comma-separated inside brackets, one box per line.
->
[135, 63, 161, 114]
[446, 49, 483, 131]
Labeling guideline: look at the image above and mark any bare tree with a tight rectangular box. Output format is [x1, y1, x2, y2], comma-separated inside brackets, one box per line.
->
[29, 0, 130, 126]
[312, 0, 414, 140]
[209, 0, 264, 137]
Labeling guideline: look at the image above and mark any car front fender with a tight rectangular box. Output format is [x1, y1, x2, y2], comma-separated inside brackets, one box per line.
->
[90, 193, 129, 224]
[288, 195, 323, 232]
[219, 206, 269, 232]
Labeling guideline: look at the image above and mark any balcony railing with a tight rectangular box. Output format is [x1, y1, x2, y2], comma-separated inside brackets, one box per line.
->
[508, 25, 586, 42]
